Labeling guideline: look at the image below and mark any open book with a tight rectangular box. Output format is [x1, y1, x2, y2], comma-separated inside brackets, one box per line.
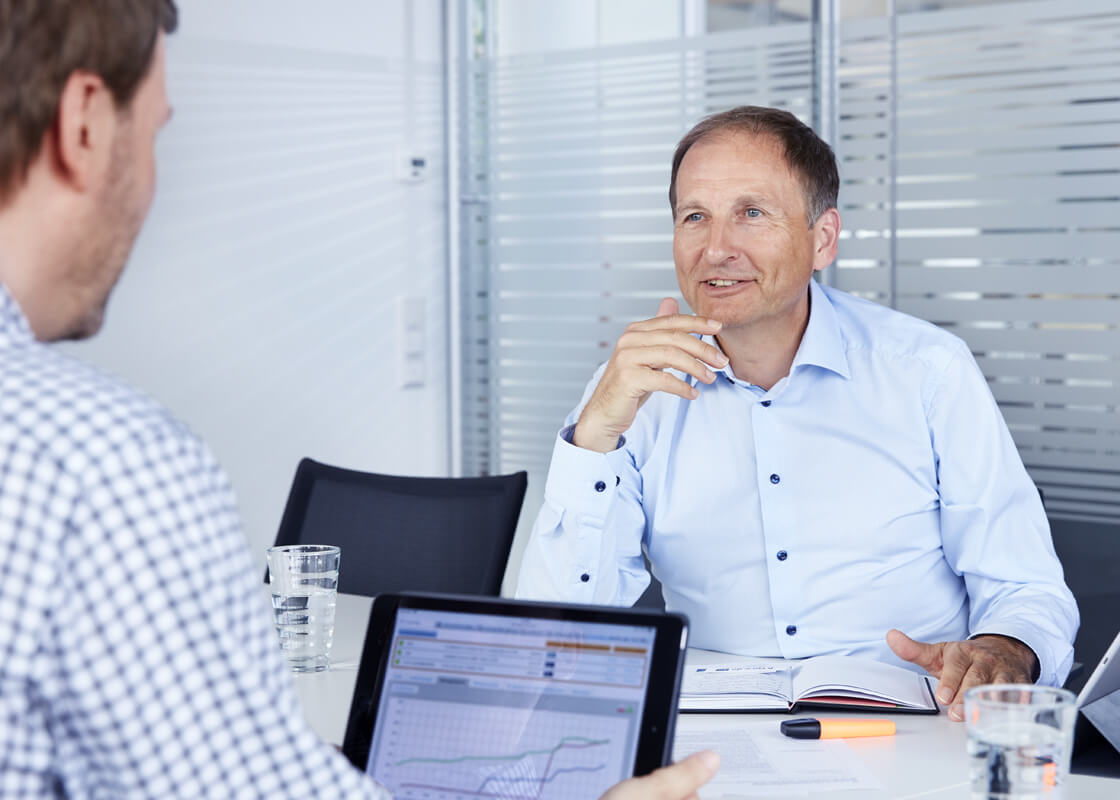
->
[680, 654, 939, 714]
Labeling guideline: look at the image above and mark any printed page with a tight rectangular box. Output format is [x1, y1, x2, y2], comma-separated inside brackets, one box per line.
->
[680, 662, 792, 711]
[672, 719, 881, 796]
[791, 655, 935, 710]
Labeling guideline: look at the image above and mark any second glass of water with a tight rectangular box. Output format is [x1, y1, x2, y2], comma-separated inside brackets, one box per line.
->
[964, 684, 1077, 800]
[267, 544, 340, 673]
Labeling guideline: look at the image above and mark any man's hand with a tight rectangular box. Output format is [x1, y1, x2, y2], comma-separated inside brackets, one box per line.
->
[886, 629, 1039, 721]
[599, 750, 719, 800]
[573, 298, 727, 453]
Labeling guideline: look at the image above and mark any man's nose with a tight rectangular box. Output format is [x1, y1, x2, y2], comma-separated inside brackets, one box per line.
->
[703, 218, 738, 265]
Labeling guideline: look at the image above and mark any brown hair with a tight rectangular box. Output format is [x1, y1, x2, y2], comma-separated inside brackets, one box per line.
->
[669, 105, 839, 226]
[0, 0, 178, 202]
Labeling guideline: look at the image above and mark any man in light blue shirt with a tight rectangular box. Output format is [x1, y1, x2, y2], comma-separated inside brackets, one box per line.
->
[515, 106, 1078, 721]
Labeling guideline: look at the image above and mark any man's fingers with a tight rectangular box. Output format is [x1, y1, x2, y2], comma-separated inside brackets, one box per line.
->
[655, 297, 680, 318]
[885, 629, 944, 675]
[935, 645, 975, 709]
[633, 751, 720, 799]
[947, 664, 994, 721]
[617, 346, 724, 387]
[626, 313, 721, 336]
[637, 367, 705, 401]
[616, 329, 727, 370]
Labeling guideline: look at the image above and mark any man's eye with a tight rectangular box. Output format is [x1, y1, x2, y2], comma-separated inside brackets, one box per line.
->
[685, 212, 704, 223]
[745, 208, 762, 218]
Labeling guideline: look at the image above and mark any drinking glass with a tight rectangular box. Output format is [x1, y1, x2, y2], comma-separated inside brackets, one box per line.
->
[965, 684, 1078, 799]
[266, 544, 340, 673]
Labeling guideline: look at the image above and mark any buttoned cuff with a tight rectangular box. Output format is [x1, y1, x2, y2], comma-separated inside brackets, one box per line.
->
[543, 426, 631, 524]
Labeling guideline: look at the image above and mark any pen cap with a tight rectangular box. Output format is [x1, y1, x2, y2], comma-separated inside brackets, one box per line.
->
[779, 719, 821, 739]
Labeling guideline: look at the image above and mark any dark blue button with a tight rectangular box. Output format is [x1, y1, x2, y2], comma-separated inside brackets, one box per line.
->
[615, 475, 620, 486]
[760, 400, 772, 407]
[770, 473, 780, 484]
[580, 573, 591, 582]
[777, 550, 788, 561]
[594, 481, 607, 492]
[786, 625, 797, 636]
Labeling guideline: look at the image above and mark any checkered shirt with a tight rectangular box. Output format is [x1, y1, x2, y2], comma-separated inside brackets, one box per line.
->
[0, 285, 390, 799]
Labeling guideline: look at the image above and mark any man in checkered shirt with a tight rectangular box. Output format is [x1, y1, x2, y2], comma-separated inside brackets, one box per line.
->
[0, 2, 717, 797]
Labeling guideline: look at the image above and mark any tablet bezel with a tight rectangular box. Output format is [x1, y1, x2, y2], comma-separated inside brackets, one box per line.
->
[1078, 629, 1120, 708]
[341, 591, 689, 784]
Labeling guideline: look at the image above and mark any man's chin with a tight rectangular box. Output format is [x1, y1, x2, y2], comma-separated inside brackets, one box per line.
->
[59, 308, 106, 342]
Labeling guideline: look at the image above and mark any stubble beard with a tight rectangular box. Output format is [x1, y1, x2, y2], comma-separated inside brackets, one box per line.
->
[59, 126, 146, 341]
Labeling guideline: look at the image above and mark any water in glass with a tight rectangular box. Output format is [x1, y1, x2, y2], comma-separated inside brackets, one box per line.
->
[271, 587, 337, 672]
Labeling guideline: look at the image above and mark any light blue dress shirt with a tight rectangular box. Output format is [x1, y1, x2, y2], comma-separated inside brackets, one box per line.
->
[516, 280, 1078, 687]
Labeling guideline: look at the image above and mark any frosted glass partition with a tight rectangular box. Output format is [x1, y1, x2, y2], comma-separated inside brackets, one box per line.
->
[461, 0, 1120, 525]
[459, 24, 814, 491]
[835, 0, 1120, 523]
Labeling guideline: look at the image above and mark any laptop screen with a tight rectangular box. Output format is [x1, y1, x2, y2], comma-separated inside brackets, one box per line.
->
[362, 605, 657, 799]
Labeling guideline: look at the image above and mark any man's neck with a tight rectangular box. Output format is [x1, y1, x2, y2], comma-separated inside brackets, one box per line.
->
[716, 289, 812, 391]
[0, 177, 75, 341]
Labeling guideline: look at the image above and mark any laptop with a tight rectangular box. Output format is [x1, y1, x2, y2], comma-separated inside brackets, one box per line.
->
[341, 592, 689, 799]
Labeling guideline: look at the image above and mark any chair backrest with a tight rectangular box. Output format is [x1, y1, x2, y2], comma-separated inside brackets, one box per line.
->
[268, 458, 528, 598]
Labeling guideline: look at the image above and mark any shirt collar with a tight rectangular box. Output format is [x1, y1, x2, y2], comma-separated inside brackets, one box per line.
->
[694, 278, 851, 388]
[0, 282, 35, 348]
[794, 279, 851, 380]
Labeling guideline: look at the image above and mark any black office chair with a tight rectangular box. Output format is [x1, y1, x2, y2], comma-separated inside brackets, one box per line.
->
[267, 458, 528, 598]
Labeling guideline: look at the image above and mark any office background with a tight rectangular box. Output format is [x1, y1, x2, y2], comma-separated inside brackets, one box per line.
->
[67, 0, 1117, 684]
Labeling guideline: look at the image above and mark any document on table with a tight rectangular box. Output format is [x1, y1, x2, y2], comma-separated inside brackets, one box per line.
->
[672, 720, 881, 796]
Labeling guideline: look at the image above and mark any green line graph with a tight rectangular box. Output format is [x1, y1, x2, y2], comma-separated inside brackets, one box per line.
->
[392, 736, 610, 767]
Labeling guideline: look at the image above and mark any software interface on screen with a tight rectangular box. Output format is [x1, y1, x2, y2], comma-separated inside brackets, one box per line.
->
[365, 607, 657, 800]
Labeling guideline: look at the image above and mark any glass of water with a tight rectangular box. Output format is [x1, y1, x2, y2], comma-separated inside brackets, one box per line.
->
[266, 544, 340, 673]
[965, 684, 1078, 799]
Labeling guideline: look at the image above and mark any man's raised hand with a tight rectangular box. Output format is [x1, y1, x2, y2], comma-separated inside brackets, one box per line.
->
[572, 298, 728, 453]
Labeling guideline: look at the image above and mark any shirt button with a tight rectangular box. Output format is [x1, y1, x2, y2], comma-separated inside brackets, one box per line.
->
[615, 475, 620, 486]
[760, 400, 772, 407]
[776, 550, 788, 561]
[580, 573, 591, 582]
[786, 625, 797, 636]
[594, 480, 607, 492]
[770, 473, 780, 484]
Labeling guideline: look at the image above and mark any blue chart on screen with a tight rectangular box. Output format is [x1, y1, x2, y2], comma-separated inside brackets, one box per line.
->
[365, 607, 655, 799]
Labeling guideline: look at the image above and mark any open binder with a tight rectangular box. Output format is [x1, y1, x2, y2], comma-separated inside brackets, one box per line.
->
[679, 654, 939, 714]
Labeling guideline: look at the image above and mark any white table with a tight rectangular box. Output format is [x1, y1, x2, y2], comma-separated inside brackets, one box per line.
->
[292, 594, 1116, 799]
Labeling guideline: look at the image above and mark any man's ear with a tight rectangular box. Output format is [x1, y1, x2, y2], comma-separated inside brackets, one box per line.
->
[811, 207, 842, 272]
[52, 70, 118, 193]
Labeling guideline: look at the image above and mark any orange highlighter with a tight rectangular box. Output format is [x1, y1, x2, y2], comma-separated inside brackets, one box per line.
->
[780, 718, 896, 739]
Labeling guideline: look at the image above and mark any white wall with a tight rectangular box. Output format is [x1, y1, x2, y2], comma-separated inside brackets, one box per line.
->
[65, 0, 449, 560]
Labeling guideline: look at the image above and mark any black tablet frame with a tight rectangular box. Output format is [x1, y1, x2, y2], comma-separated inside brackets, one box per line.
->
[341, 591, 689, 783]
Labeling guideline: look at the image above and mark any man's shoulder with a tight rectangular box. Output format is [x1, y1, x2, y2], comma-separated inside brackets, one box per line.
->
[0, 341, 199, 476]
[821, 284, 969, 369]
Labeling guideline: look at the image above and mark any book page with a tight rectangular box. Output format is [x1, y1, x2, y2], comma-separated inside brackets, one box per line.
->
[791, 655, 935, 710]
[682, 663, 793, 699]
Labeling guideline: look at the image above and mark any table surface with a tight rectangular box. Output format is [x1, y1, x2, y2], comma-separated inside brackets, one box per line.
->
[292, 593, 1116, 799]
